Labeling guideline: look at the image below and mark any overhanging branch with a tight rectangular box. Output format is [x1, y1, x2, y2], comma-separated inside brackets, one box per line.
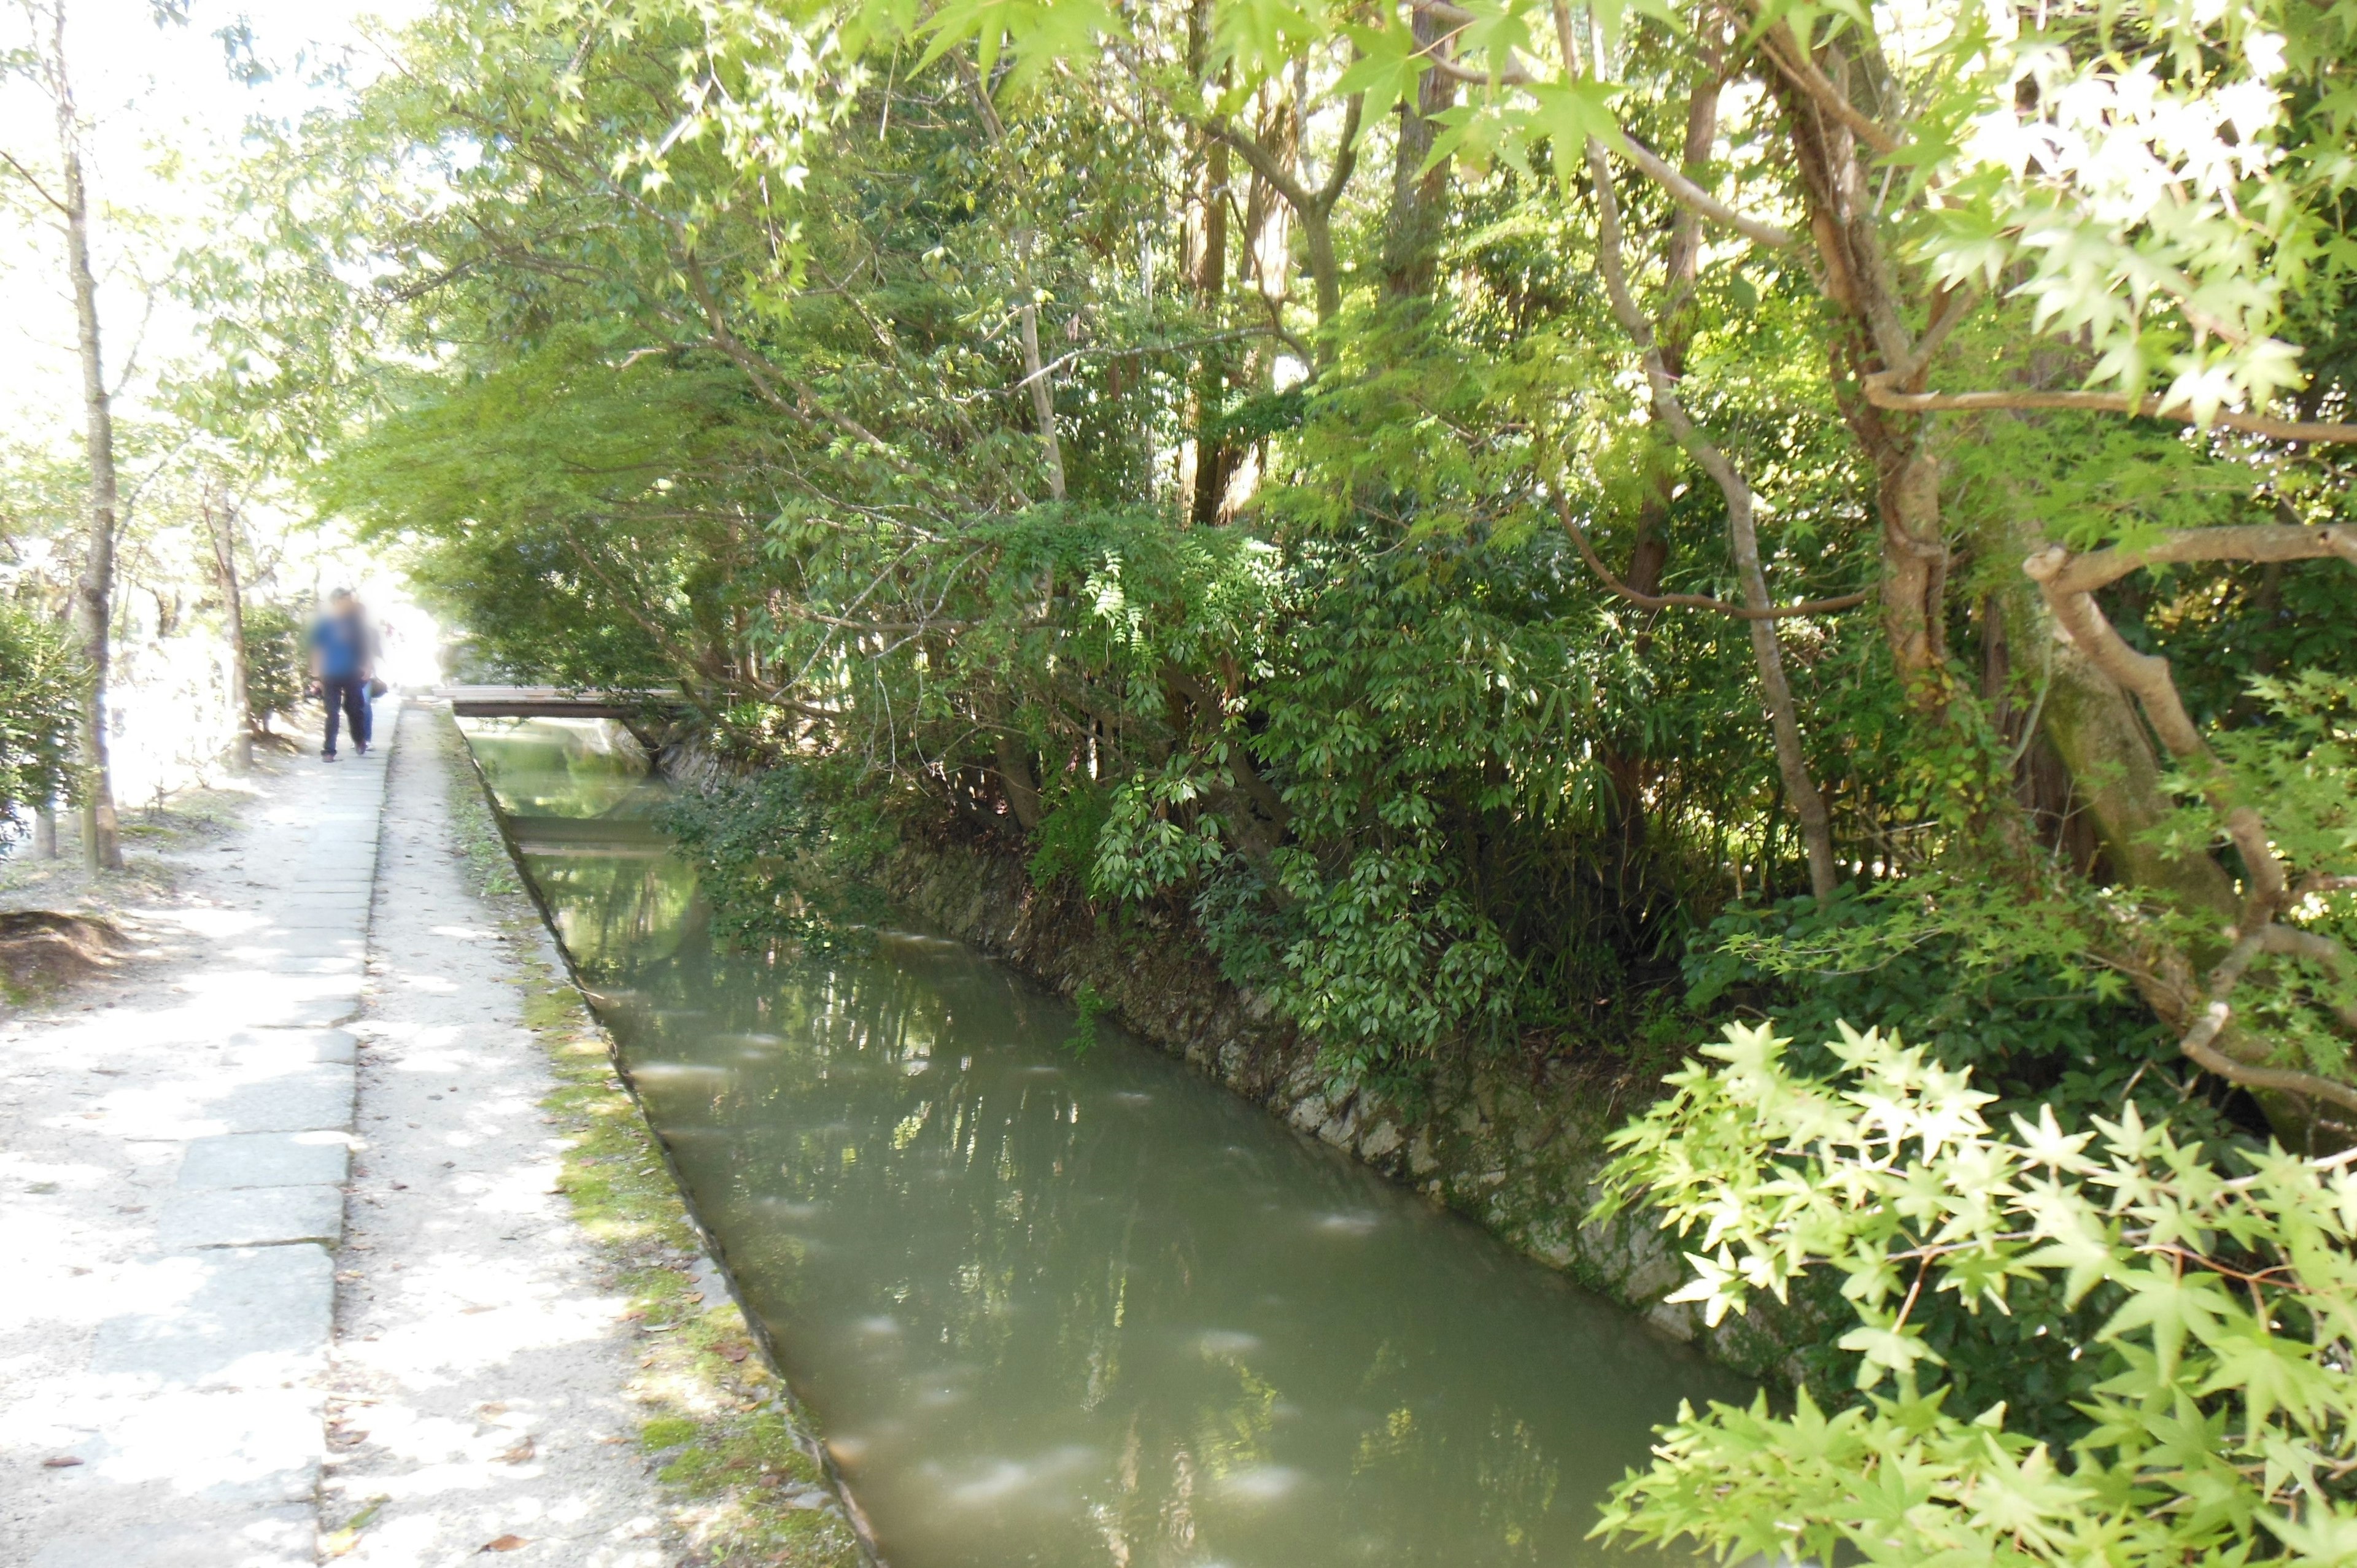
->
[1865, 380, 2357, 446]
[1557, 497, 1867, 619]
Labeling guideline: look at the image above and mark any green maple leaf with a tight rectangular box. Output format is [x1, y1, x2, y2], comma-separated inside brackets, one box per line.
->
[1333, 20, 1430, 133]
[1524, 78, 1626, 192]
[1452, 0, 1533, 75]
[1212, 0, 1321, 83]
[2099, 1264, 2232, 1384]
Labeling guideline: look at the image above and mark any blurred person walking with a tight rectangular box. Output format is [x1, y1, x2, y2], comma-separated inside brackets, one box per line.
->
[309, 589, 379, 761]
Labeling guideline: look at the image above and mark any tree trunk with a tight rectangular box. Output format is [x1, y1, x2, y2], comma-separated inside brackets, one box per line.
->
[206, 489, 255, 773]
[1379, 6, 1456, 301]
[1601, 80, 1719, 852]
[1301, 213, 1341, 335]
[1181, 0, 1232, 527]
[33, 805, 59, 860]
[53, 15, 122, 872]
[1770, 62, 1959, 719]
[1011, 231, 1066, 503]
[1579, 84, 1841, 902]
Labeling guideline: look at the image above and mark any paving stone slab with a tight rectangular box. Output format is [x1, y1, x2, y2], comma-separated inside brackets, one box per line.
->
[56, 1386, 324, 1504]
[209, 1064, 355, 1132]
[179, 984, 365, 1029]
[177, 1131, 350, 1189]
[224, 935, 368, 960]
[158, 1184, 344, 1248]
[26, 1502, 316, 1567]
[237, 951, 366, 976]
[222, 1027, 359, 1065]
[88, 1245, 333, 1385]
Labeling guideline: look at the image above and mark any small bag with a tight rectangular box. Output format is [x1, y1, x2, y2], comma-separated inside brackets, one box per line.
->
[366, 677, 389, 698]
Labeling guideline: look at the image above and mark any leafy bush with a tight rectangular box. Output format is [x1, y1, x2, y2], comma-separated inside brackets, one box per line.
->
[1593, 1021, 2357, 1567]
[656, 763, 890, 952]
[242, 601, 306, 730]
[1027, 780, 1112, 890]
[0, 603, 77, 833]
[1686, 884, 2211, 1133]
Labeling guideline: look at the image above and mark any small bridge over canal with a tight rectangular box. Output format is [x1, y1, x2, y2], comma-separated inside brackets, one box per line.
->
[444, 686, 692, 763]
[445, 686, 691, 722]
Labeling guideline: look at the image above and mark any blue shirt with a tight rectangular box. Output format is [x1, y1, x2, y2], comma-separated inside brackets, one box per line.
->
[311, 612, 369, 680]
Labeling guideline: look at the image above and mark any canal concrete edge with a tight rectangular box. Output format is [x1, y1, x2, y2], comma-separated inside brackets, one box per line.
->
[439, 704, 884, 1567]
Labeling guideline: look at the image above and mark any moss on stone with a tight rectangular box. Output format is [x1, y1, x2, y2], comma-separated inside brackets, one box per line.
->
[436, 712, 864, 1568]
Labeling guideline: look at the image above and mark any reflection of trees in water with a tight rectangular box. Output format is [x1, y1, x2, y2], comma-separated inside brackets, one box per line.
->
[530, 851, 699, 974]
[470, 725, 1705, 1567]
[459, 719, 655, 820]
[606, 939, 1592, 1565]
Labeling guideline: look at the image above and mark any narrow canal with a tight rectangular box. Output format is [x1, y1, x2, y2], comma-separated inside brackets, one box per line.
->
[460, 717, 1746, 1568]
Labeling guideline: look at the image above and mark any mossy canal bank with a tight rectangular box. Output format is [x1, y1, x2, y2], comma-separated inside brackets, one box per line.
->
[460, 715, 1748, 1568]
[320, 704, 865, 1568]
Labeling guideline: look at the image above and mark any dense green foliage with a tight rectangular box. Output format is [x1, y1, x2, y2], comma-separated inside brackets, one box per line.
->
[656, 764, 891, 951]
[0, 601, 77, 833]
[241, 601, 306, 732]
[1596, 1022, 2357, 1565]
[214, 0, 2357, 1545]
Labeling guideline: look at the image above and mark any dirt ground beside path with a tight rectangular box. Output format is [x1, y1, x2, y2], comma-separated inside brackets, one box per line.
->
[325, 703, 678, 1566]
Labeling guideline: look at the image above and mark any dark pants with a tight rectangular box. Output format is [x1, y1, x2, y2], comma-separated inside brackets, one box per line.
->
[322, 676, 371, 754]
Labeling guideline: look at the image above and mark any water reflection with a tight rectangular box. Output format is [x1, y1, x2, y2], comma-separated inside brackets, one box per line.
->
[461, 719, 1744, 1568]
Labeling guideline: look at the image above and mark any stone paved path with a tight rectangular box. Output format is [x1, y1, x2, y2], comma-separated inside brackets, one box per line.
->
[1, 700, 673, 1566]
[1, 706, 393, 1566]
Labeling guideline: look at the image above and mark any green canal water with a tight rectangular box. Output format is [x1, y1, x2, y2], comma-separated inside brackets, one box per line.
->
[460, 717, 1745, 1568]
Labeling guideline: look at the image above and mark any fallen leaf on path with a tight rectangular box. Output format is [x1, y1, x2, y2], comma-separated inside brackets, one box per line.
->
[42, 1456, 82, 1468]
[497, 1437, 536, 1464]
[718, 1344, 749, 1362]
[479, 1536, 528, 1553]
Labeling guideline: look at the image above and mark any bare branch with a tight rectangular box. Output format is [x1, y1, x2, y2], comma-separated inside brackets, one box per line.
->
[2040, 524, 2357, 597]
[2026, 544, 2293, 916]
[1555, 496, 1868, 619]
[1865, 380, 2357, 445]
[1421, 48, 1796, 249]
[0, 149, 69, 215]
[1577, 41, 1838, 900]
[1754, 23, 1900, 156]
[1207, 119, 1314, 215]
[2261, 926, 2357, 1033]
[2180, 1001, 2357, 1117]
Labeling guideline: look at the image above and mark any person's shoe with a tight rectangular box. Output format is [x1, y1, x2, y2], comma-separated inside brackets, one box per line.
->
[322, 749, 339, 762]
[355, 741, 370, 755]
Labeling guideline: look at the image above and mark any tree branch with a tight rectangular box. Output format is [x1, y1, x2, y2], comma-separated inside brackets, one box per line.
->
[1576, 34, 1838, 902]
[2038, 524, 2357, 597]
[676, 242, 916, 474]
[1617, 136, 1798, 250]
[1864, 380, 2357, 446]
[1556, 496, 1867, 619]
[1753, 21, 1900, 156]
[0, 149, 70, 215]
[2180, 1001, 2357, 1117]
[1207, 118, 1314, 215]
[2026, 544, 2296, 917]
[1420, 51, 1795, 249]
